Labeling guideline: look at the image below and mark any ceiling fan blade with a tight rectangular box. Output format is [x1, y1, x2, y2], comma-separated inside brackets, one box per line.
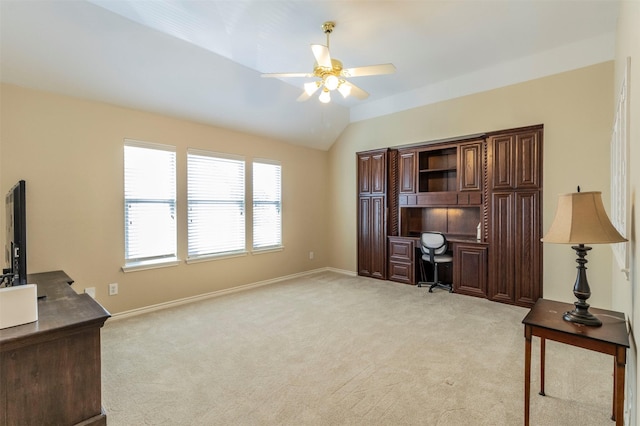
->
[297, 91, 312, 102]
[342, 63, 396, 78]
[342, 81, 369, 100]
[298, 90, 321, 102]
[261, 72, 314, 78]
[311, 44, 332, 69]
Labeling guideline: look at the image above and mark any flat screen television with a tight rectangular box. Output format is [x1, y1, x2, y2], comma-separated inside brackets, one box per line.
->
[3, 180, 27, 287]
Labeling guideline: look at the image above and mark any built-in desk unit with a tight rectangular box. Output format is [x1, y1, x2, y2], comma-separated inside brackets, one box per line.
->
[357, 125, 543, 307]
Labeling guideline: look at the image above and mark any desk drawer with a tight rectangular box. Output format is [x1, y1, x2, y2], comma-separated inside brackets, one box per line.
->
[389, 238, 414, 262]
[388, 237, 416, 284]
[389, 261, 414, 284]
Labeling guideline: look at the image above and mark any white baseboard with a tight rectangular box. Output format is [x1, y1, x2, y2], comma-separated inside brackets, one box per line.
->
[111, 267, 354, 321]
[325, 267, 357, 277]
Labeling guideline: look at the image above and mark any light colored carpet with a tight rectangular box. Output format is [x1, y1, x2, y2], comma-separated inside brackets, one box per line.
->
[102, 271, 615, 425]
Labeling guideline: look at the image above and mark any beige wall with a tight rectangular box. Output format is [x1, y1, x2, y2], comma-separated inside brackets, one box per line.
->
[329, 61, 615, 309]
[0, 84, 330, 314]
[612, 0, 640, 423]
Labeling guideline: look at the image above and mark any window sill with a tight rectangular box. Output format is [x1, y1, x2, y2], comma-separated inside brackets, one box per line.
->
[122, 257, 180, 273]
[186, 251, 248, 264]
[252, 245, 284, 255]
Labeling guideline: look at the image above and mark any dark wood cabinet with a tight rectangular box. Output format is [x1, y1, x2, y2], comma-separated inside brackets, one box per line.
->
[488, 129, 541, 190]
[487, 126, 543, 307]
[398, 150, 416, 194]
[488, 192, 516, 303]
[388, 236, 415, 284]
[357, 125, 542, 308]
[514, 130, 541, 189]
[458, 141, 483, 191]
[454, 243, 488, 297]
[0, 271, 110, 426]
[489, 134, 513, 190]
[513, 190, 542, 305]
[358, 150, 387, 195]
[358, 149, 388, 279]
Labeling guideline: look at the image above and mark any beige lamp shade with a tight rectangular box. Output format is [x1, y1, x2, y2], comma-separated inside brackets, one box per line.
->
[542, 191, 627, 244]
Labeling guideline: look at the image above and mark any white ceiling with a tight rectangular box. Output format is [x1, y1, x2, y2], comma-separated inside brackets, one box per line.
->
[0, 1, 619, 151]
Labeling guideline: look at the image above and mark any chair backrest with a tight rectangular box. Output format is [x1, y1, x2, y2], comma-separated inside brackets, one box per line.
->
[420, 232, 448, 257]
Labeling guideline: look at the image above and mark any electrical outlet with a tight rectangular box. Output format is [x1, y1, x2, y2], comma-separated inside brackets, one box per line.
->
[84, 287, 96, 299]
[309, 251, 314, 260]
[108, 283, 118, 296]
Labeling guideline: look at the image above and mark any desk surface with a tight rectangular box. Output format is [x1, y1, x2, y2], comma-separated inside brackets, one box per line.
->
[403, 234, 485, 244]
[522, 299, 629, 348]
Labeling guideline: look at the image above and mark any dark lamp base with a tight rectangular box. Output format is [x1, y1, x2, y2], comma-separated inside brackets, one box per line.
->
[562, 244, 603, 327]
[563, 306, 602, 327]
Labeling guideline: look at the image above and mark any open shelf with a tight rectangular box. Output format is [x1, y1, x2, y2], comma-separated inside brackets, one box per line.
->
[417, 147, 457, 192]
[400, 206, 481, 239]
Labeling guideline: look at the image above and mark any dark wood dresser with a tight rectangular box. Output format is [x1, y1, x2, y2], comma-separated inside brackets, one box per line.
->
[0, 271, 111, 425]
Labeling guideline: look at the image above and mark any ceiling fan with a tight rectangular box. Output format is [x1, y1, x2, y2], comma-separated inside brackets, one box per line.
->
[261, 21, 396, 103]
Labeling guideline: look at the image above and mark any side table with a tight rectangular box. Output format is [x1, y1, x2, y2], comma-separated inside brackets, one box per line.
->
[522, 298, 629, 425]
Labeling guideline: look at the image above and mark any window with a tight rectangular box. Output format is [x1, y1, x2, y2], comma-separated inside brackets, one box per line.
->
[124, 140, 177, 268]
[253, 160, 282, 250]
[187, 149, 245, 259]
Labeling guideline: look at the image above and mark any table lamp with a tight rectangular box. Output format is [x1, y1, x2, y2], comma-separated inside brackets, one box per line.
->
[542, 189, 627, 326]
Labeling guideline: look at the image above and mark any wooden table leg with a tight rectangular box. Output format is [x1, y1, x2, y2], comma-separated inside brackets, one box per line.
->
[539, 337, 546, 396]
[614, 346, 626, 425]
[524, 326, 532, 426]
[612, 356, 617, 421]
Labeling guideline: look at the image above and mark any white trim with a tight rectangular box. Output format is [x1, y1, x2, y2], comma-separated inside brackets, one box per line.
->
[185, 251, 248, 264]
[125, 138, 176, 152]
[187, 148, 244, 162]
[251, 245, 284, 255]
[122, 258, 180, 273]
[109, 267, 349, 321]
[325, 267, 357, 277]
[253, 158, 281, 166]
[610, 56, 631, 279]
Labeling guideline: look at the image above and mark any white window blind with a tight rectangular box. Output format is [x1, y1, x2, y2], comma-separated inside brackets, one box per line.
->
[253, 160, 282, 250]
[124, 141, 177, 265]
[188, 150, 245, 258]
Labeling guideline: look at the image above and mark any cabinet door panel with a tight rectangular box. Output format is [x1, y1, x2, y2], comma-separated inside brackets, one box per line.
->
[358, 197, 372, 276]
[489, 192, 515, 303]
[515, 131, 541, 189]
[514, 191, 541, 305]
[459, 142, 482, 191]
[454, 244, 488, 297]
[358, 155, 372, 194]
[370, 152, 387, 194]
[399, 151, 416, 193]
[490, 135, 514, 189]
[358, 150, 387, 195]
[370, 196, 387, 279]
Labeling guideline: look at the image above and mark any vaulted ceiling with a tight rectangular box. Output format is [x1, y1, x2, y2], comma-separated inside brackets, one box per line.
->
[0, 1, 619, 150]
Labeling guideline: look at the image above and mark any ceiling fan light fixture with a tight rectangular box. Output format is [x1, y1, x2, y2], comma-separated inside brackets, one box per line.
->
[261, 21, 395, 103]
[338, 83, 351, 98]
[319, 88, 331, 103]
[324, 74, 340, 91]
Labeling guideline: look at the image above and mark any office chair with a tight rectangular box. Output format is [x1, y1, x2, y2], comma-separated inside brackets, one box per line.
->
[417, 232, 454, 293]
